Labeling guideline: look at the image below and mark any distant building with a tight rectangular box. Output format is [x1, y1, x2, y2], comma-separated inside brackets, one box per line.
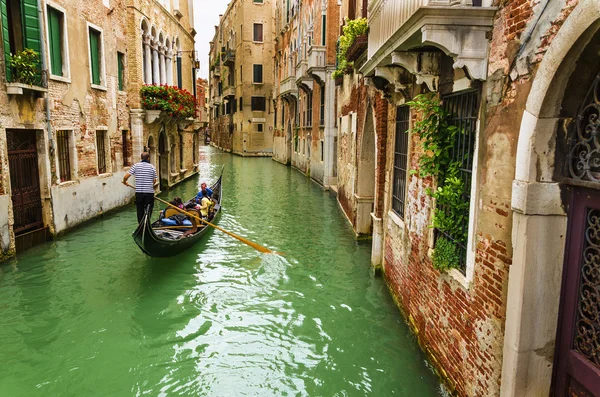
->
[208, 0, 275, 156]
[196, 78, 209, 134]
[272, 0, 339, 187]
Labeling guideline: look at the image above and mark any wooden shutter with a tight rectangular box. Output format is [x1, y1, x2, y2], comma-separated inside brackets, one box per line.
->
[22, 0, 41, 54]
[0, 0, 12, 81]
[48, 7, 62, 76]
[117, 52, 124, 90]
[253, 64, 262, 83]
[89, 29, 100, 85]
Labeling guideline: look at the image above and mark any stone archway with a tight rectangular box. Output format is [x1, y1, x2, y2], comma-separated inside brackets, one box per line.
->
[501, 2, 600, 395]
[147, 135, 156, 168]
[355, 104, 376, 235]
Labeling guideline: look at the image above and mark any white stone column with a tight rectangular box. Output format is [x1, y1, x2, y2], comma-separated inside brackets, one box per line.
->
[323, 70, 337, 188]
[152, 41, 160, 85]
[130, 109, 145, 163]
[159, 46, 167, 85]
[166, 51, 173, 86]
[143, 35, 152, 84]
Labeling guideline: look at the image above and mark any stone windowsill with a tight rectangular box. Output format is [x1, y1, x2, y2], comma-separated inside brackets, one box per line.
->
[6, 82, 48, 95]
[98, 172, 113, 179]
[49, 74, 71, 84]
[91, 84, 107, 91]
[179, 168, 188, 174]
[387, 210, 406, 230]
[444, 268, 471, 291]
[170, 172, 179, 178]
[57, 180, 79, 188]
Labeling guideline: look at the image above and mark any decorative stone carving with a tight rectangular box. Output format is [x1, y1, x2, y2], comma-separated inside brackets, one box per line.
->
[391, 51, 440, 92]
[421, 25, 490, 81]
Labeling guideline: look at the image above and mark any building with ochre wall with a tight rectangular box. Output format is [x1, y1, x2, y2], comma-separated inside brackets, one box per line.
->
[208, 0, 275, 156]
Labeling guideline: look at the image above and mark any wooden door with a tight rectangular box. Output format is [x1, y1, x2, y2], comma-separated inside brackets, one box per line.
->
[554, 187, 600, 396]
[7, 130, 43, 235]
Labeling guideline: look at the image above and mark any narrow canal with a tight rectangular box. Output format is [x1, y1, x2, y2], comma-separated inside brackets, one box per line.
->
[0, 146, 443, 396]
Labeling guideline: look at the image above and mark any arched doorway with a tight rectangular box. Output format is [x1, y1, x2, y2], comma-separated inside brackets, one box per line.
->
[501, 3, 600, 395]
[355, 105, 376, 235]
[158, 130, 168, 190]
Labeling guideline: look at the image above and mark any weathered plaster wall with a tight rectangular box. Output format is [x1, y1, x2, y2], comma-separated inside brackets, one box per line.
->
[0, 195, 11, 252]
[51, 171, 133, 233]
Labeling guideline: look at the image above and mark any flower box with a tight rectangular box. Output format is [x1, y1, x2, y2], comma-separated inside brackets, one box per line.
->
[346, 34, 368, 62]
[6, 82, 47, 95]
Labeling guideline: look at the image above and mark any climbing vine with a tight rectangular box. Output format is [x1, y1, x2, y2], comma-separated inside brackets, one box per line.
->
[407, 93, 468, 271]
[332, 18, 368, 79]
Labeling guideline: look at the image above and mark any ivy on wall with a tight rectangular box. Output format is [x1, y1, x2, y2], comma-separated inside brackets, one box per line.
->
[407, 93, 469, 272]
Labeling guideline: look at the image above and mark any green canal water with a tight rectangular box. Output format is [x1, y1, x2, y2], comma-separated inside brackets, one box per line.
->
[0, 147, 443, 396]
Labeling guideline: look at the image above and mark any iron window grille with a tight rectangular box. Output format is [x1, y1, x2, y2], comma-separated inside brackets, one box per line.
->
[438, 88, 480, 273]
[57, 130, 71, 182]
[96, 130, 106, 174]
[392, 105, 410, 218]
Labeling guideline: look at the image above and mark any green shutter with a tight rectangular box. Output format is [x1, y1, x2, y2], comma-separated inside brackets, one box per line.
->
[48, 8, 62, 76]
[22, 0, 41, 82]
[89, 29, 100, 85]
[117, 52, 123, 90]
[0, 0, 12, 81]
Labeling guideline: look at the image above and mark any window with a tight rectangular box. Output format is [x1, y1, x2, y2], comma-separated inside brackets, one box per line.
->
[96, 130, 107, 174]
[321, 15, 326, 46]
[47, 5, 67, 78]
[193, 133, 198, 164]
[117, 52, 125, 90]
[392, 105, 410, 218]
[122, 130, 130, 167]
[179, 134, 184, 168]
[306, 91, 312, 127]
[239, 96, 243, 111]
[253, 23, 263, 42]
[320, 85, 325, 126]
[253, 64, 263, 83]
[251, 96, 266, 111]
[177, 55, 182, 88]
[437, 89, 480, 273]
[254, 123, 264, 133]
[253, 0, 263, 3]
[88, 26, 103, 86]
[321, 140, 324, 161]
[2, 0, 42, 83]
[56, 130, 71, 182]
[274, 105, 278, 128]
[240, 65, 243, 83]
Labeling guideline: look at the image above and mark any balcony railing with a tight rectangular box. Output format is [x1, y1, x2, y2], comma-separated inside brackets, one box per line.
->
[222, 50, 235, 66]
[224, 85, 235, 97]
[280, 76, 298, 97]
[308, 46, 326, 71]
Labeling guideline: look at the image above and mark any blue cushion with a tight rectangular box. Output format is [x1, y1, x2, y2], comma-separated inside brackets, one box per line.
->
[161, 218, 177, 226]
[183, 219, 192, 226]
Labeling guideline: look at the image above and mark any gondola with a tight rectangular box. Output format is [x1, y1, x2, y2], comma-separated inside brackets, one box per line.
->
[132, 174, 223, 258]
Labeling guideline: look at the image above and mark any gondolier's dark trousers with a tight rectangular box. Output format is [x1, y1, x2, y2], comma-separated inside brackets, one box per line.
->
[135, 193, 155, 224]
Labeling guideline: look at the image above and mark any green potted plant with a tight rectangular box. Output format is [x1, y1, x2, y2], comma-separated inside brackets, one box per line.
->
[10, 48, 41, 86]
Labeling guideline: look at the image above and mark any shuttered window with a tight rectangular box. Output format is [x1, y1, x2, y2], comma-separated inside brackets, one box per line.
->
[47, 6, 63, 76]
[176, 56, 182, 88]
[253, 23, 263, 42]
[253, 64, 263, 83]
[117, 52, 124, 90]
[57, 130, 71, 182]
[1, 0, 42, 83]
[89, 28, 101, 85]
[251, 96, 266, 111]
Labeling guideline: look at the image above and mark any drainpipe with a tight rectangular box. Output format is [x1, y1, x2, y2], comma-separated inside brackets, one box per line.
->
[37, 0, 53, 154]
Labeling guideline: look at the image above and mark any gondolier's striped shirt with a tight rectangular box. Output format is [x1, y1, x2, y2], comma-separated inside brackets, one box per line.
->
[128, 161, 157, 193]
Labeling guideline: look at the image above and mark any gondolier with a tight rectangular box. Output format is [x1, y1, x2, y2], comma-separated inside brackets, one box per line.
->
[123, 152, 158, 223]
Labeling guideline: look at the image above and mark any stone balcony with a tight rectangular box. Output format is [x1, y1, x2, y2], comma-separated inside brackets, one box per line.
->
[362, 0, 496, 81]
[223, 85, 235, 98]
[280, 75, 298, 98]
[307, 46, 326, 83]
[295, 59, 313, 91]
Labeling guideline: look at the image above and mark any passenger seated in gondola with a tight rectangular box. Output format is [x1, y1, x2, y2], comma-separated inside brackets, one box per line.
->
[198, 190, 213, 219]
[196, 182, 213, 202]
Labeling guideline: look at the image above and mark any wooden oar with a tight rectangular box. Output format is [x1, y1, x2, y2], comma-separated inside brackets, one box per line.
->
[124, 183, 274, 254]
[154, 196, 274, 254]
